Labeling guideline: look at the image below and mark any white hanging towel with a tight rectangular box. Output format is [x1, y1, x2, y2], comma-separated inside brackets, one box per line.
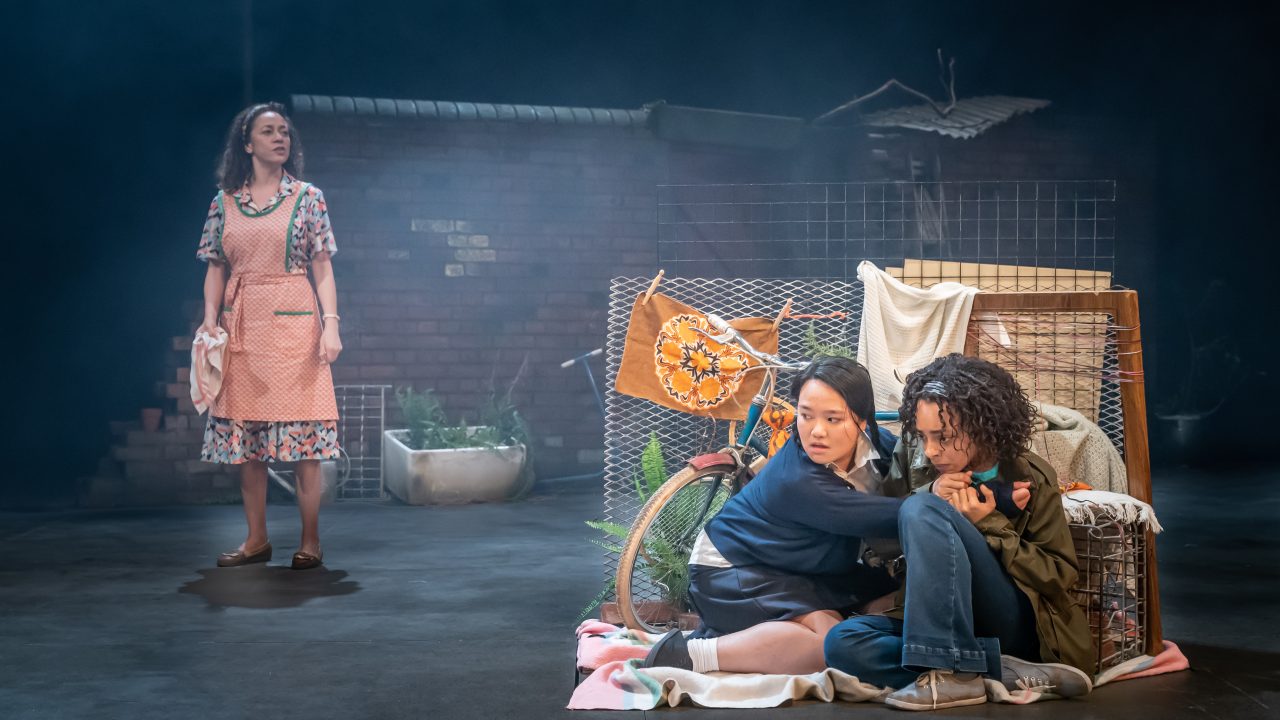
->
[856, 261, 980, 412]
[190, 328, 229, 415]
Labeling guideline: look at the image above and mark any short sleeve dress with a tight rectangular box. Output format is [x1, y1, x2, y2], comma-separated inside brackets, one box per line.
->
[196, 172, 342, 464]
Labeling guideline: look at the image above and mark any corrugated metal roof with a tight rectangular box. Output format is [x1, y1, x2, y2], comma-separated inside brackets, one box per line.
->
[859, 95, 1050, 139]
[291, 93, 1049, 140]
[290, 94, 649, 127]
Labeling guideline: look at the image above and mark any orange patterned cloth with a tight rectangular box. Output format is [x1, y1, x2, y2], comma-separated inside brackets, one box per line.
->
[762, 400, 795, 457]
[653, 313, 756, 412]
[211, 183, 337, 423]
[615, 293, 779, 420]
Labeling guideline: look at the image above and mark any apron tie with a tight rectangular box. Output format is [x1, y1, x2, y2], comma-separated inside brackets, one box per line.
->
[224, 273, 309, 353]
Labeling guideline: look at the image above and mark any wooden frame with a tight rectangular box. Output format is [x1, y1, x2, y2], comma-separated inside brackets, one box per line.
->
[968, 290, 1161, 656]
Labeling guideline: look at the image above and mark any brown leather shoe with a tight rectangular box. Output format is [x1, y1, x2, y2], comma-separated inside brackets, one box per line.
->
[217, 542, 272, 567]
[291, 549, 323, 570]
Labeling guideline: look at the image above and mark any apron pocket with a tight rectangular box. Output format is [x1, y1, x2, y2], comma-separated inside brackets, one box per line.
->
[271, 310, 317, 355]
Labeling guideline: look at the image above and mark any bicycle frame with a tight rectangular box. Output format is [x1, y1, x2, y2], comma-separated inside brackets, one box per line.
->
[699, 314, 804, 456]
[702, 314, 899, 456]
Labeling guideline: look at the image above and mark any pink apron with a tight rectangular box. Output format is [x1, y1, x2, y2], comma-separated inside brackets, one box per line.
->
[212, 185, 338, 422]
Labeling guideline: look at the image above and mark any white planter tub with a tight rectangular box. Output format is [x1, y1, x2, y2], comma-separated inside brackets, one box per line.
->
[383, 429, 527, 505]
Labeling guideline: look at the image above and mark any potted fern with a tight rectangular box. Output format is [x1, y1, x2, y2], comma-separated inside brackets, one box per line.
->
[383, 383, 530, 505]
[581, 433, 701, 630]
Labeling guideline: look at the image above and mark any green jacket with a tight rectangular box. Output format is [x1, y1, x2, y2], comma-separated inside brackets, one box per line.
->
[869, 437, 1097, 675]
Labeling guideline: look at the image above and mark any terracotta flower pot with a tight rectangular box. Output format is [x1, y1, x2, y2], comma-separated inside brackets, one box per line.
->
[140, 408, 163, 433]
[599, 601, 700, 631]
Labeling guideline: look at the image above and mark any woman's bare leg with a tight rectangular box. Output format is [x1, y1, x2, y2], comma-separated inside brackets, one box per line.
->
[294, 459, 323, 556]
[239, 460, 270, 549]
[715, 610, 842, 674]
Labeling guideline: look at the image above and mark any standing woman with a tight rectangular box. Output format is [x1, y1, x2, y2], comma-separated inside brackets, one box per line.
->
[196, 102, 342, 570]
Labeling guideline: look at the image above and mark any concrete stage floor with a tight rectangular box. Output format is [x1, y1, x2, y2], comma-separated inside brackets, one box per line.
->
[1, 466, 1276, 719]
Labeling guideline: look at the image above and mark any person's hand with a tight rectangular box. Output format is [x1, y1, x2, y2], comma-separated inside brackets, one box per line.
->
[948, 485, 996, 524]
[198, 318, 220, 337]
[932, 471, 972, 500]
[1011, 481, 1032, 511]
[320, 323, 343, 364]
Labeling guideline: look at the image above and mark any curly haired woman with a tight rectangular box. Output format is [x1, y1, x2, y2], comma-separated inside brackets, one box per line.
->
[824, 353, 1095, 710]
[196, 102, 342, 570]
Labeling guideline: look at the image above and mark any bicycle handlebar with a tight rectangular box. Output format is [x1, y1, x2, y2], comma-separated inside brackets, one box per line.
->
[703, 314, 808, 372]
[560, 347, 603, 368]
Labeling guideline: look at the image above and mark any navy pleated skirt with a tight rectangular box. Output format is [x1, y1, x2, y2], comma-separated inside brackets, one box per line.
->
[687, 562, 899, 638]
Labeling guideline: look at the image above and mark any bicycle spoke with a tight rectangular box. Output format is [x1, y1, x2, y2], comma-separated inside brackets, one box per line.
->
[622, 468, 732, 632]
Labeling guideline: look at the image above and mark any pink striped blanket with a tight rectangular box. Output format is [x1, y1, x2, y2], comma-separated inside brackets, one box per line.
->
[568, 620, 1188, 710]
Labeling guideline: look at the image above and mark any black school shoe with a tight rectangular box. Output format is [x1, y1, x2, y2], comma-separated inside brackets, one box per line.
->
[641, 630, 694, 670]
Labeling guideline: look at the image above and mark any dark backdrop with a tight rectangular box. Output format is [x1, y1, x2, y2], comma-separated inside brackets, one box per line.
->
[4, 1, 1275, 507]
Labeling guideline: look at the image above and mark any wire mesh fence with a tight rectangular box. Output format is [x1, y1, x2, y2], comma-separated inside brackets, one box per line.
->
[334, 384, 391, 500]
[657, 180, 1116, 289]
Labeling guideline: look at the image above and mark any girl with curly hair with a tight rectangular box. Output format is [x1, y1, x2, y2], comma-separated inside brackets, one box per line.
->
[824, 353, 1095, 710]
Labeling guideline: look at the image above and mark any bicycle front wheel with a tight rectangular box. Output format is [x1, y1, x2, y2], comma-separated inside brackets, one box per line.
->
[615, 462, 738, 634]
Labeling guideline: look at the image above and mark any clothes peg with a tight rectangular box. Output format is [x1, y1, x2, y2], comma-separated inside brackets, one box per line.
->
[640, 270, 665, 306]
[772, 298, 793, 331]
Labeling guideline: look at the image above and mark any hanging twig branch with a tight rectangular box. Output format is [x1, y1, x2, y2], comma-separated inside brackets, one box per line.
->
[813, 50, 958, 125]
[936, 49, 956, 104]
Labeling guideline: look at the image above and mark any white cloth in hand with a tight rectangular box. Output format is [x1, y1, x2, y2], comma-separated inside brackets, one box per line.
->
[190, 328, 228, 415]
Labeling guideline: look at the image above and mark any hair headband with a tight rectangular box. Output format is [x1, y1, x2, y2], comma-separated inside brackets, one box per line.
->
[241, 104, 275, 142]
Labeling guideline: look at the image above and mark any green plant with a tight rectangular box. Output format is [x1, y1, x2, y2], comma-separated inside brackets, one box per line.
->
[476, 383, 531, 450]
[576, 518, 630, 623]
[580, 432, 707, 620]
[395, 386, 453, 450]
[481, 355, 536, 498]
[634, 431, 667, 502]
[802, 321, 855, 359]
[394, 384, 528, 451]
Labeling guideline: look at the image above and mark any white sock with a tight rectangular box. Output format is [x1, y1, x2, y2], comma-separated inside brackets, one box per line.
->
[687, 638, 720, 673]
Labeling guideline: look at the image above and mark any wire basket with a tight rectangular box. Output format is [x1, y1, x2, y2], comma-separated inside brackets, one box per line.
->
[1069, 515, 1149, 670]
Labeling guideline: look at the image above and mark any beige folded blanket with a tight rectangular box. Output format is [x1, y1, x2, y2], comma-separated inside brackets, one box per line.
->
[1033, 402, 1128, 494]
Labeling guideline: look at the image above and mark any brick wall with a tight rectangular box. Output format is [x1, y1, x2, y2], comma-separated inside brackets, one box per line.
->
[298, 114, 794, 480]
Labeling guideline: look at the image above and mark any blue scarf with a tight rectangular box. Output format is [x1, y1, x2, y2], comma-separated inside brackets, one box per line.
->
[970, 463, 1000, 484]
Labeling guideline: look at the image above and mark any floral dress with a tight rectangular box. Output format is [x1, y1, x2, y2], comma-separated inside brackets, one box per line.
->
[196, 173, 341, 464]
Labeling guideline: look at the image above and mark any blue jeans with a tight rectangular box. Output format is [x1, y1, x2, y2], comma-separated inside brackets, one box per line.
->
[825, 493, 1038, 689]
